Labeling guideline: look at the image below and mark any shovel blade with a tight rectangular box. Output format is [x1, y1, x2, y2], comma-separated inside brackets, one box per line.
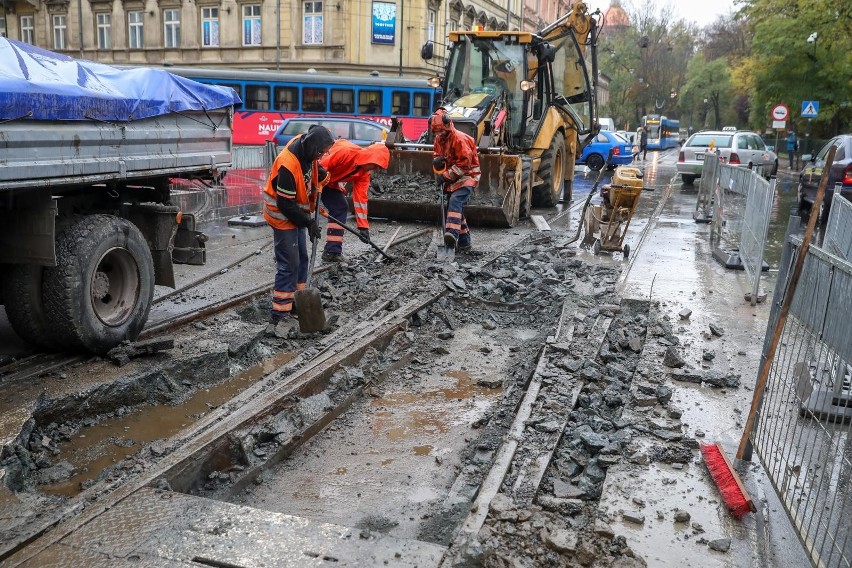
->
[436, 246, 455, 262]
[294, 288, 326, 333]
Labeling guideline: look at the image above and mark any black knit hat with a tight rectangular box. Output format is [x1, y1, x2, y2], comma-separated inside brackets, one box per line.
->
[302, 125, 335, 159]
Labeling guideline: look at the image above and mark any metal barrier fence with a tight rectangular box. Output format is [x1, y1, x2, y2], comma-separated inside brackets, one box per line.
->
[822, 185, 852, 261]
[693, 152, 719, 223]
[748, 202, 852, 568]
[696, 156, 775, 304]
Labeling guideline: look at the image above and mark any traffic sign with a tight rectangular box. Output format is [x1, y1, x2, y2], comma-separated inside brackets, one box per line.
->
[802, 101, 819, 118]
[771, 104, 789, 121]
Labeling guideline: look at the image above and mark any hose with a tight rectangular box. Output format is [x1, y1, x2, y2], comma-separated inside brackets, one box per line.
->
[565, 150, 614, 246]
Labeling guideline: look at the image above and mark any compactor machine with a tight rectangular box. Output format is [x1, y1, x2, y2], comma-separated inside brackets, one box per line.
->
[373, 2, 600, 227]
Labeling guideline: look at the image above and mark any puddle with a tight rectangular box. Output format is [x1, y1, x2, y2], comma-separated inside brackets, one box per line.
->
[42, 350, 295, 497]
[370, 371, 501, 443]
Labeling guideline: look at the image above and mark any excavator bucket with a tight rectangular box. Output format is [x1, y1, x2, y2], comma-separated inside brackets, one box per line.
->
[368, 149, 525, 228]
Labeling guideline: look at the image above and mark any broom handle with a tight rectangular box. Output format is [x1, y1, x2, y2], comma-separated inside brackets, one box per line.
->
[736, 146, 837, 460]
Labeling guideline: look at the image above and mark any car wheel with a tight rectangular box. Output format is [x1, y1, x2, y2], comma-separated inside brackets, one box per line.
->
[42, 215, 155, 354]
[682, 174, 696, 185]
[586, 153, 605, 172]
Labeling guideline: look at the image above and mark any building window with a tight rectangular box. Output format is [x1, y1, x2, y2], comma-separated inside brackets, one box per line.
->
[274, 86, 298, 111]
[96, 13, 111, 49]
[0, 12, 6, 37]
[427, 9, 435, 42]
[52, 14, 67, 50]
[128, 11, 143, 48]
[413, 92, 432, 116]
[358, 90, 381, 114]
[449, 19, 457, 31]
[330, 89, 354, 113]
[164, 9, 180, 48]
[303, 1, 322, 45]
[242, 5, 261, 46]
[201, 7, 219, 47]
[20, 15, 34, 44]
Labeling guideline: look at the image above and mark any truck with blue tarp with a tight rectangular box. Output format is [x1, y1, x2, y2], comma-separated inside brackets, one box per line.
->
[0, 39, 241, 353]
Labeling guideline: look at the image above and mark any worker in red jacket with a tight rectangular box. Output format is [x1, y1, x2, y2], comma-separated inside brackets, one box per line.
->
[262, 124, 334, 337]
[318, 140, 390, 262]
[432, 109, 480, 250]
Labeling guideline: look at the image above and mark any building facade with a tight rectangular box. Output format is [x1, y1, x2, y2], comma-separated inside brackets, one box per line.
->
[0, 0, 521, 76]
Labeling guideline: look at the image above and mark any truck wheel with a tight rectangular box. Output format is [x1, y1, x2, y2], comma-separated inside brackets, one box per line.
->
[43, 215, 155, 354]
[2, 265, 55, 350]
[534, 133, 566, 207]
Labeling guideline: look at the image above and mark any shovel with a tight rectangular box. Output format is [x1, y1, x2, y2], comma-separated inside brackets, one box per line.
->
[295, 193, 327, 334]
[318, 209, 395, 262]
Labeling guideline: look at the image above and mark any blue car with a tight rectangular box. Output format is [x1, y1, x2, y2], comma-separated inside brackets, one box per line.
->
[578, 130, 634, 171]
[272, 117, 389, 147]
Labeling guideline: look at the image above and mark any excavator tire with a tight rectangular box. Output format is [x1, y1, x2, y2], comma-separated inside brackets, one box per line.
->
[520, 157, 532, 219]
[534, 133, 566, 207]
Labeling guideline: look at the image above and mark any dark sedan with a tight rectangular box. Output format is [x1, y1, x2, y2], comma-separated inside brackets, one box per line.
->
[798, 134, 852, 223]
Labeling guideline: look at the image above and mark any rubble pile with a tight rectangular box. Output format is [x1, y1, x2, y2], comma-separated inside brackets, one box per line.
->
[371, 171, 504, 207]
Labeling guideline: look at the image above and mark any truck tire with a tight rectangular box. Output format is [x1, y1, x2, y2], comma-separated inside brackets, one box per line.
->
[42, 215, 155, 354]
[534, 133, 566, 207]
[2, 265, 55, 350]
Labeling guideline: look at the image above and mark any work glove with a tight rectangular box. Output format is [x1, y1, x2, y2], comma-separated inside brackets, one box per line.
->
[316, 166, 330, 187]
[307, 219, 322, 242]
[432, 156, 446, 173]
[358, 228, 370, 243]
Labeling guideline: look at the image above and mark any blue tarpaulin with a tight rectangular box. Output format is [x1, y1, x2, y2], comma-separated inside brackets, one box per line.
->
[0, 38, 241, 122]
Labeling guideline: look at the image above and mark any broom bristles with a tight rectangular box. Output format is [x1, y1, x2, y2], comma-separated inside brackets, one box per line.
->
[700, 443, 752, 519]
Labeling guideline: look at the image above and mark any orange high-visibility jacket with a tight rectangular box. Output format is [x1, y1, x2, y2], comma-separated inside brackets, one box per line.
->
[262, 136, 320, 230]
[319, 140, 390, 230]
[433, 128, 481, 193]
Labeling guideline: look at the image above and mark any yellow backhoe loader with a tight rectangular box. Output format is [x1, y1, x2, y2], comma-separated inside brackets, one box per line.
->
[370, 2, 600, 227]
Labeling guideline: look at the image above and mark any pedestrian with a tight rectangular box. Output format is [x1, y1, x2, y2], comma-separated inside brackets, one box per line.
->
[786, 129, 798, 170]
[639, 126, 649, 160]
[432, 109, 480, 252]
[632, 126, 642, 160]
[318, 140, 390, 262]
[262, 124, 334, 337]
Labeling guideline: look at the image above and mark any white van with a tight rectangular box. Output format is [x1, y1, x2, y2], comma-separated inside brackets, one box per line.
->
[598, 117, 615, 132]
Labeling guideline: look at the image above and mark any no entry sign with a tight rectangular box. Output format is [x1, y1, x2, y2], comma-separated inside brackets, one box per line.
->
[771, 104, 789, 121]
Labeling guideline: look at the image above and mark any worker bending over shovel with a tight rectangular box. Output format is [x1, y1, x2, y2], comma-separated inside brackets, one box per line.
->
[318, 140, 390, 262]
[262, 124, 334, 337]
[431, 109, 480, 252]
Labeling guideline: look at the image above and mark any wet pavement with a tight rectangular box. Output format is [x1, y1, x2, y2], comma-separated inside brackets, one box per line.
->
[1, 150, 815, 567]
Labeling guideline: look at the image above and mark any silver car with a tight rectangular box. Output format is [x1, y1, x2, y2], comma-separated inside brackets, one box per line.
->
[677, 130, 779, 184]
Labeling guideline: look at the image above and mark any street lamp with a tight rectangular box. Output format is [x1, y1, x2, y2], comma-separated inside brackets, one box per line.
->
[703, 98, 709, 128]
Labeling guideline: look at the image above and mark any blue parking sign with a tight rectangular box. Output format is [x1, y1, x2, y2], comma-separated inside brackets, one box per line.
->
[801, 101, 819, 118]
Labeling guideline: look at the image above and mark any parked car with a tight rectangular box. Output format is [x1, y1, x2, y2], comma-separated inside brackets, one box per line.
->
[677, 130, 778, 185]
[798, 134, 852, 223]
[272, 117, 389, 147]
[616, 130, 634, 144]
[577, 130, 634, 171]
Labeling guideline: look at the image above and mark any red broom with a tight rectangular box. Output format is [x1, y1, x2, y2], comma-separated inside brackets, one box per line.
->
[700, 442, 755, 519]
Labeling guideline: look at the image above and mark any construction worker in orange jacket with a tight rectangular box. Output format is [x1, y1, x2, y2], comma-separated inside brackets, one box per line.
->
[262, 124, 334, 336]
[318, 140, 390, 262]
[432, 109, 480, 251]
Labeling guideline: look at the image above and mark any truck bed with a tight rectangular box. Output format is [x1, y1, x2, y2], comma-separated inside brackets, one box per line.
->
[0, 110, 233, 191]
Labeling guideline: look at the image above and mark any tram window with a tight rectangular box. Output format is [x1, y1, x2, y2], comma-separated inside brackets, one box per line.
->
[274, 86, 298, 111]
[391, 91, 410, 115]
[358, 90, 382, 114]
[303, 87, 327, 112]
[245, 85, 270, 110]
[330, 89, 354, 113]
[413, 92, 431, 116]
